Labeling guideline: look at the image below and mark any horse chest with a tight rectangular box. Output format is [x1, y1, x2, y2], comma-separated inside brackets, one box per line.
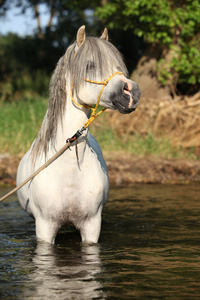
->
[30, 150, 109, 225]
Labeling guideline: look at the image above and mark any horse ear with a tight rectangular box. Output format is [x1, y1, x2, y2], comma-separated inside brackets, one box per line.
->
[100, 28, 108, 41]
[77, 25, 86, 47]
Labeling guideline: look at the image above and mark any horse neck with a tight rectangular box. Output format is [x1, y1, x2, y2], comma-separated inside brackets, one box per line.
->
[55, 89, 90, 153]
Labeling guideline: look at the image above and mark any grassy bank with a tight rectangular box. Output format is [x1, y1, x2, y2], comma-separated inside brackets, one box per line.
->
[0, 97, 198, 160]
[0, 98, 48, 155]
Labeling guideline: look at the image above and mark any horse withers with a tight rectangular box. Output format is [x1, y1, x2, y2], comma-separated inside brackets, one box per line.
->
[16, 26, 141, 244]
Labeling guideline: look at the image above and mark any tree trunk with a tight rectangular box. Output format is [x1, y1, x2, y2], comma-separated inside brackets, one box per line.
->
[33, 4, 43, 38]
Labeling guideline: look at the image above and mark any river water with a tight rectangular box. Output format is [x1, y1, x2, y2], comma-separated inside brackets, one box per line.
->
[0, 184, 200, 299]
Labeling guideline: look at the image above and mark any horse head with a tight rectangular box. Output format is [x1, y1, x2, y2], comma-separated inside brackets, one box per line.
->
[70, 26, 141, 114]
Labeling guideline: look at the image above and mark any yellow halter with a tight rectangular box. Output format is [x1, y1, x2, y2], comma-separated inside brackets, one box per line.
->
[70, 71, 124, 129]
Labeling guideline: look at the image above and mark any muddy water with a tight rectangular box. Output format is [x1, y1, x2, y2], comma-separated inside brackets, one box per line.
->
[0, 184, 200, 299]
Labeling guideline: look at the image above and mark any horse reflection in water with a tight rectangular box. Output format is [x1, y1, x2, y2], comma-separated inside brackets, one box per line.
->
[21, 241, 105, 299]
[17, 26, 141, 244]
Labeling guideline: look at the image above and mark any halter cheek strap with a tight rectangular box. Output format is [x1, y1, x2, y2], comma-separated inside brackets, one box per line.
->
[70, 71, 124, 129]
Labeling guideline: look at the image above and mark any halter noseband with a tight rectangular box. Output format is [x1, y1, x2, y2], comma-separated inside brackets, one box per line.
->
[70, 71, 124, 129]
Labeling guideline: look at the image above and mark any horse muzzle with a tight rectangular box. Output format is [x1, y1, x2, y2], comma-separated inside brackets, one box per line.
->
[110, 80, 141, 114]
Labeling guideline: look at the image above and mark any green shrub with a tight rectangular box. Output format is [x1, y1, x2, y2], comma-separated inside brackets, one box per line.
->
[96, 0, 200, 93]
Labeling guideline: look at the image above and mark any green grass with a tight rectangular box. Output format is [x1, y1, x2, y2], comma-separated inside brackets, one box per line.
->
[0, 97, 198, 160]
[0, 97, 48, 155]
[90, 122, 198, 160]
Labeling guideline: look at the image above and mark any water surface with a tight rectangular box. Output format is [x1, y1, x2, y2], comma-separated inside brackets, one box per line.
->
[0, 184, 200, 299]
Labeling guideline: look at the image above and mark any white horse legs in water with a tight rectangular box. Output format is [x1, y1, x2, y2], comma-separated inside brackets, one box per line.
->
[16, 26, 141, 244]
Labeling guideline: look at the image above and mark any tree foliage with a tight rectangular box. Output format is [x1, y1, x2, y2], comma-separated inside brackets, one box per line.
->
[96, 0, 200, 93]
[0, 0, 199, 99]
[0, 0, 103, 100]
[0, 0, 144, 101]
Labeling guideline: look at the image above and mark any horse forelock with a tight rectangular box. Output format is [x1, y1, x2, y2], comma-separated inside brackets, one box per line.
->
[31, 36, 128, 160]
[72, 37, 128, 94]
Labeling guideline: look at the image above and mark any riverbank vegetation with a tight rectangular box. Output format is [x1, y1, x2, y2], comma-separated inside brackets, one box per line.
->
[0, 97, 198, 161]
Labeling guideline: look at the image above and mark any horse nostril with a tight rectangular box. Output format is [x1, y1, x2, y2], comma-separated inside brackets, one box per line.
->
[124, 83, 129, 91]
[123, 83, 131, 97]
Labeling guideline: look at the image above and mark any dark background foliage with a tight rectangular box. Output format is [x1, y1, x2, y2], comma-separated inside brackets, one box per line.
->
[0, 0, 199, 101]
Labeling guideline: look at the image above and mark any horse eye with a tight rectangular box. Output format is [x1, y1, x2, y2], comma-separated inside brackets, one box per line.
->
[86, 61, 95, 72]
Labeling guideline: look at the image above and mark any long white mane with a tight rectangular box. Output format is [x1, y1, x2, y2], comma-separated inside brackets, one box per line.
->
[31, 37, 128, 159]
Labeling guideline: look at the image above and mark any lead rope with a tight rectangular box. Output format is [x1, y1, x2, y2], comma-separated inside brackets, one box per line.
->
[0, 71, 124, 202]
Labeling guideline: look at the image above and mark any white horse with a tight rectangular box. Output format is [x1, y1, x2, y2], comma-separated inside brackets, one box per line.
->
[16, 26, 141, 244]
